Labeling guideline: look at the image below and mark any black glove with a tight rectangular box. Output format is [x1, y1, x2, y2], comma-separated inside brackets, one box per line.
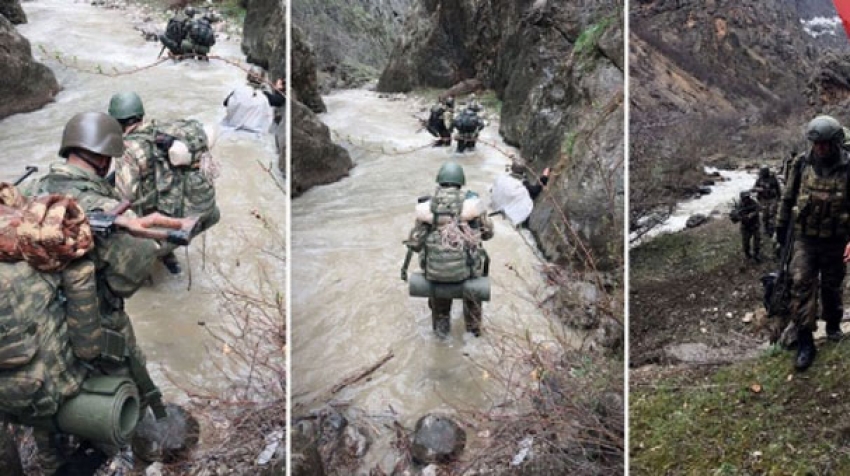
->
[154, 133, 176, 152]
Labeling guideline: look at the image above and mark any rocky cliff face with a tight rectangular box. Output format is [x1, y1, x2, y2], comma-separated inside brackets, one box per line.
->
[291, 0, 413, 89]
[378, 0, 624, 272]
[0, 12, 60, 120]
[241, 0, 285, 171]
[290, 15, 353, 196]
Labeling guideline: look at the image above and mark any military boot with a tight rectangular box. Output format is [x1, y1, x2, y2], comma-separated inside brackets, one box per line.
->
[433, 315, 450, 338]
[161, 252, 181, 274]
[826, 319, 844, 342]
[794, 327, 817, 371]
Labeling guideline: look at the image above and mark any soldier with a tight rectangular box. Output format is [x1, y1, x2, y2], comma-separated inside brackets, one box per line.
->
[108, 91, 220, 274]
[180, 14, 216, 61]
[404, 162, 494, 336]
[24, 112, 166, 473]
[222, 65, 285, 133]
[426, 97, 454, 147]
[753, 166, 781, 236]
[731, 191, 761, 261]
[451, 108, 485, 153]
[159, 6, 196, 57]
[776, 115, 850, 371]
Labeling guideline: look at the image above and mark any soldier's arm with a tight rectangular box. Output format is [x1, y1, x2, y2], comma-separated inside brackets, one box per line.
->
[93, 205, 160, 297]
[479, 212, 494, 241]
[404, 221, 430, 252]
[777, 158, 803, 228]
[114, 141, 146, 203]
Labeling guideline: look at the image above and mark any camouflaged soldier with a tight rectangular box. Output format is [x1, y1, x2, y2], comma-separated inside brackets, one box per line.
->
[405, 162, 494, 336]
[25, 112, 165, 472]
[753, 166, 781, 236]
[777, 115, 850, 371]
[108, 92, 220, 274]
[731, 191, 761, 261]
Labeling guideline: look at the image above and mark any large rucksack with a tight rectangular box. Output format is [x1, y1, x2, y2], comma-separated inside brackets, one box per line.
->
[420, 188, 483, 283]
[165, 16, 186, 42]
[131, 119, 218, 223]
[189, 19, 216, 48]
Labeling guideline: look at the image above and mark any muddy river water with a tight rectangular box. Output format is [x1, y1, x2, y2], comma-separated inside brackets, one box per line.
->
[1, 0, 284, 400]
[292, 90, 581, 461]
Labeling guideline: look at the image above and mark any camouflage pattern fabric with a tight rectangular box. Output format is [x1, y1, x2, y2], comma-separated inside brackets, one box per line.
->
[0, 184, 93, 271]
[116, 121, 219, 237]
[778, 153, 850, 240]
[429, 296, 482, 335]
[789, 241, 846, 331]
[737, 198, 760, 257]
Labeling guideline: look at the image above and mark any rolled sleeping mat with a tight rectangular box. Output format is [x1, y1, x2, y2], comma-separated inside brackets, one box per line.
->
[54, 376, 139, 447]
[409, 272, 490, 301]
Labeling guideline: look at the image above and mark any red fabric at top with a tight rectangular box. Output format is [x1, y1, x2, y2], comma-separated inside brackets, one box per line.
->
[835, 0, 850, 39]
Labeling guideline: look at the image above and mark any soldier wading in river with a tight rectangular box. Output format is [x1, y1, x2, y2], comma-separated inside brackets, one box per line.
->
[776, 115, 850, 371]
[403, 162, 494, 337]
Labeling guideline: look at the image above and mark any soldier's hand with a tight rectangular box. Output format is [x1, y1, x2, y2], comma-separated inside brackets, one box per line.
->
[844, 243, 850, 263]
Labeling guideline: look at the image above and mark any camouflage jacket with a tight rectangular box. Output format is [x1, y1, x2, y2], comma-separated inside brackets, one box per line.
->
[115, 121, 161, 216]
[27, 163, 159, 335]
[753, 175, 781, 201]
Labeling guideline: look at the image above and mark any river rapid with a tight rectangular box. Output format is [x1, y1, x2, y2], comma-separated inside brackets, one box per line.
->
[1, 0, 284, 401]
[292, 89, 581, 465]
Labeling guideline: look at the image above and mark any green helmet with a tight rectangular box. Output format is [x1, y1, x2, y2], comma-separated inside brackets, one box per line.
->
[107, 92, 145, 121]
[436, 162, 465, 186]
[184, 6, 196, 17]
[806, 115, 844, 143]
[59, 112, 124, 158]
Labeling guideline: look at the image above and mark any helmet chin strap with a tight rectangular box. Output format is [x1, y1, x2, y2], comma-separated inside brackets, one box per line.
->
[77, 151, 111, 177]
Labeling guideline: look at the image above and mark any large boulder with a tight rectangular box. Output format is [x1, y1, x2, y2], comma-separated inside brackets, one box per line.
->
[0, 425, 22, 476]
[131, 403, 200, 463]
[291, 100, 353, 196]
[0, 15, 59, 120]
[291, 25, 325, 113]
[0, 0, 26, 24]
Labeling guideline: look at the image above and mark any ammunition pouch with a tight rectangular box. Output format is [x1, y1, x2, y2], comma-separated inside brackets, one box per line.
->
[99, 329, 128, 364]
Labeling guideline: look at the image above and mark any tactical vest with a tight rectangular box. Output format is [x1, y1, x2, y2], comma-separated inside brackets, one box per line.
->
[793, 163, 850, 239]
[421, 188, 482, 283]
[755, 176, 779, 201]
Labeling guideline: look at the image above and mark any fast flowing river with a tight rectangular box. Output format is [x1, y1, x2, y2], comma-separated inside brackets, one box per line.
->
[292, 89, 580, 462]
[0, 0, 284, 401]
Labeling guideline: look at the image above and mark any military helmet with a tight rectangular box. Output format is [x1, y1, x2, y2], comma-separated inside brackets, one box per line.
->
[107, 92, 145, 121]
[759, 166, 770, 177]
[444, 96, 455, 109]
[59, 112, 124, 158]
[184, 6, 196, 17]
[247, 65, 266, 86]
[806, 115, 844, 143]
[436, 162, 465, 186]
[510, 160, 525, 175]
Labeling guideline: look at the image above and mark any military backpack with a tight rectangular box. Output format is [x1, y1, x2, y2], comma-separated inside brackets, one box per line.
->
[421, 188, 482, 283]
[165, 16, 186, 42]
[189, 20, 216, 48]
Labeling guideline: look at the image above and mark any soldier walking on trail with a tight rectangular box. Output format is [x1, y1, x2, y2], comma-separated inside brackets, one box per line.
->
[731, 191, 761, 262]
[23, 112, 167, 474]
[776, 115, 850, 371]
[404, 162, 494, 337]
[108, 91, 220, 275]
[753, 166, 781, 236]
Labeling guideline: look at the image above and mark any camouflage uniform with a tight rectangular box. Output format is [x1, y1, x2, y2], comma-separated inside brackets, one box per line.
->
[778, 154, 850, 334]
[115, 120, 220, 252]
[26, 163, 160, 473]
[754, 170, 781, 235]
[406, 186, 494, 335]
[733, 195, 761, 260]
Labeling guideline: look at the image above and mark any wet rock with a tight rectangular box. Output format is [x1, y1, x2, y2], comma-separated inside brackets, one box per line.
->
[0, 15, 60, 120]
[291, 100, 353, 197]
[242, 0, 284, 88]
[291, 25, 325, 113]
[698, 186, 712, 195]
[410, 414, 466, 465]
[131, 403, 200, 463]
[0, 425, 22, 476]
[685, 214, 709, 229]
[0, 0, 26, 24]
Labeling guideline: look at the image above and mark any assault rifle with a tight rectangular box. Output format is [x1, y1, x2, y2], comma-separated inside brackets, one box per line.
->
[401, 195, 432, 281]
[89, 200, 199, 245]
[762, 223, 795, 343]
[12, 165, 38, 186]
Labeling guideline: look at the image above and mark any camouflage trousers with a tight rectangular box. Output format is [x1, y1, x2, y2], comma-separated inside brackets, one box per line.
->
[429, 297, 482, 335]
[741, 223, 760, 258]
[789, 241, 846, 331]
[760, 198, 777, 235]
